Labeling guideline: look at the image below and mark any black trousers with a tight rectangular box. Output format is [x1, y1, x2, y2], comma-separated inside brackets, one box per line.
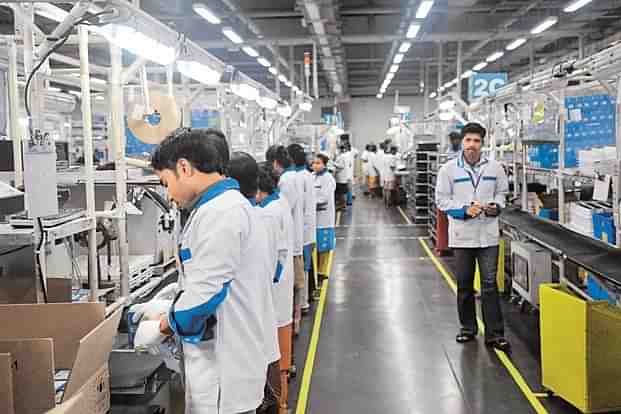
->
[454, 246, 505, 341]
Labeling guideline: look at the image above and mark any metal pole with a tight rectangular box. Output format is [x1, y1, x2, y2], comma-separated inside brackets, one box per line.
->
[529, 40, 535, 78]
[290, 45, 295, 104]
[181, 75, 191, 128]
[522, 143, 528, 212]
[166, 64, 174, 97]
[313, 41, 319, 99]
[423, 63, 429, 116]
[438, 42, 443, 97]
[7, 39, 22, 187]
[558, 86, 566, 225]
[578, 35, 585, 60]
[457, 41, 463, 100]
[274, 43, 280, 97]
[109, 43, 130, 297]
[79, 26, 98, 302]
[615, 76, 621, 247]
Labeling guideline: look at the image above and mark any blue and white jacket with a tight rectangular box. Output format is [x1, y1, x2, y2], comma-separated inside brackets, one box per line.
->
[435, 153, 508, 248]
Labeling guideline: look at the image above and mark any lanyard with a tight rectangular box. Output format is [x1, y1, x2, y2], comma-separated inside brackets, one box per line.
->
[462, 160, 488, 194]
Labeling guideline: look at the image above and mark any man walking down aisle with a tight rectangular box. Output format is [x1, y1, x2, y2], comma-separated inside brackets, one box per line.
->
[435, 122, 511, 353]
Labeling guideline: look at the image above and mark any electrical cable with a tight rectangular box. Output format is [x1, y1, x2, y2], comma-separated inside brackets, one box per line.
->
[35, 217, 48, 303]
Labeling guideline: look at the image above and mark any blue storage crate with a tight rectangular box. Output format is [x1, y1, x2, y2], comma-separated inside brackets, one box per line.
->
[593, 212, 616, 245]
[587, 274, 618, 306]
[539, 208, 559, 221]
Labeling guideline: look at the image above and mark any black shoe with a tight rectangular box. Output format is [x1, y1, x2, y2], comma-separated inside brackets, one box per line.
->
[486, 337, 511, 353]
[456, 331, 477, 343]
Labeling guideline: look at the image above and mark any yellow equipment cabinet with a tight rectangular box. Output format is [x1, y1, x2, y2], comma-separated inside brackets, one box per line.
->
[540, 284, 621, 413]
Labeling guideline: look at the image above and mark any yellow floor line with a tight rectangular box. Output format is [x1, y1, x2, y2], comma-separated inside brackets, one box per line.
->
[295, 211, 341, 414]
[418, 237, 549, 414]
[397, 205, 412, 225]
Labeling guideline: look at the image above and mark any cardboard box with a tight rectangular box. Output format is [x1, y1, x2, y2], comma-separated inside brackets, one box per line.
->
[47, 364, 110, 414]
[0, 353, 16, 414]
[0, 303, 122, 414]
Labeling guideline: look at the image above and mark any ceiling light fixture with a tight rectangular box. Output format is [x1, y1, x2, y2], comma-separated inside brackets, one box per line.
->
[377, 93, 383, 99]
[386, 73, 395, 80]
[429, 92, 437, 98]
[564, 0, 593, 13]
[300, 101, 312, 112]
[393, 53, 405, 64]
[399, 42, 412, 53]
[257, 96, 278, 110]
[222, 27, 243, 44]
[461, 70, 473, 79]
[416, 1, 434, 19]
[531, 16, 558, 35]
[506, 38, 527, 51]
[406, 23, 421, 39]
[389, 64, 399, 73]
[95, 24, 176, 66]
[34, 3, 68, 22]
[486, 51, 505, 62]
[192, 3, 221, 25]
[177, 60, 221, 85]
[268, 67, 278, 75]
[242, 46, 259, 57]
[473, 61, 488, 71]
[278, 74, 287, 83]
[231, 83, 259, 101]
[257, 57, 271, 67]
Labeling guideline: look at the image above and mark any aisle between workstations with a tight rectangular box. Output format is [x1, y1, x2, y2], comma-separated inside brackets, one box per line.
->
[298, 197, 539, 414]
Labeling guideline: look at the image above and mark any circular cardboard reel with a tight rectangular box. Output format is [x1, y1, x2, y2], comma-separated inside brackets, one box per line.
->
[127, 92, 181, 145]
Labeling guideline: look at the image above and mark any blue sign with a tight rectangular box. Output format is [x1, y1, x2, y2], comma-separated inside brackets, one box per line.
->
[468, 72, 508, 101]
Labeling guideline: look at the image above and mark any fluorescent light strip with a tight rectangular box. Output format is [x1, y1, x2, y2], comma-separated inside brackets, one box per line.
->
[193, 3, 221, 25]
[564, 0, 593, 13]
[393, 53, 405, 64]
[531, 16, 558, 35]
[242, 46, 259, 57]
[177, 60, 221, 85]
[222, 27, 243, 44]
[416, 1, 434, 19]
[257, 57, 271, 67]
[486, 51, 505, 62]
[386, 73, 395, 80]
[377, 94, 383, 99]
[506, 38, 527, 51]
[389, 64, 399, 73]
[406, 23, 420, 39]
[461, 70, 473, 79]
[473, 61, 488, 71]
[35, 3, 68, 22]
[278, 74, 287, 83]
[268, 67, 278, 75]
[399, 42, 412, 53]
[429, 92, 437, 98]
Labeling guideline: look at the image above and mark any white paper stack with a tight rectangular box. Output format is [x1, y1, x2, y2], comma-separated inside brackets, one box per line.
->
[568, 202, 595, 237]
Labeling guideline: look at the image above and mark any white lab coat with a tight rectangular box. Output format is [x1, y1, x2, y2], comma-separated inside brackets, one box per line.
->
[360, 150, 370, 175]
[260, 193, 295, 327]
[375, 151, 386, 184]
[382, 153, 397, 182]
[170, 179, 270, 414]
[347, 148, 358, 181]
[367, 152, 379, 177]
[435, 153, 509, 248]
[314, 170, 336, 252]
[279, 167, 304, 256]
[300, 168, 317, 246]
[334, 153, 349, 184]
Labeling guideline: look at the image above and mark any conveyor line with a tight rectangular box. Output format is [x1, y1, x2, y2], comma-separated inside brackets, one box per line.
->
[501, 209, 621, 287]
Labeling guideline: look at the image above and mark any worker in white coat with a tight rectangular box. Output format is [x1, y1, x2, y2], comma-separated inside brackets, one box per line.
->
[334, 144, 349, 211]
[266, 145, 305, 336]
[288, 144, 316, 313]
[256, 168, 295, 414]
[151, 129, 271, 414]
[312, 153, 337, 280]
[435, 122, 510, 353]
[227, 153, 283, 413]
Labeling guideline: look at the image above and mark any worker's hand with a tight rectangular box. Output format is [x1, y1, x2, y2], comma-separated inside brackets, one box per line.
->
[467, 201, 482, 218]
[484, 203, 500, 217]
[129, 299, 172, 324]
[159, 315, 173, 337]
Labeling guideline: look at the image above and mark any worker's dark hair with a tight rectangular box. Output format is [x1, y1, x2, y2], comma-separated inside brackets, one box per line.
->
[449, 131, 462, 141]
[227, 152, 258, 198]
[266, 145, 291, 169]
[461, 122, 487, 140]
[152, 128, 225, 174]
[379, 141, 386, 150]
[370, 144, 377, 152]
[287, 143, 307, 167]
[207, 129, 230, 166]
[315, 153, 330, 167]
[365, 144, 372, 151]
[257, 167, 276, 195]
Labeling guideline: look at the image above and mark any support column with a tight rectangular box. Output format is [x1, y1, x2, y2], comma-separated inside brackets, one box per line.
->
[529, 40, 535, 78]
[457, 41, 463, 100]
[7, 39, 22, 187]
[438, 42, 444, 96]
[290, 45, 295, 103]
[109, 43, 130, 298]
[578, 35, 585, 59]
[79, 27, 98, 302]
[274, 43, 280, 98]
[423, 63, 429, 117]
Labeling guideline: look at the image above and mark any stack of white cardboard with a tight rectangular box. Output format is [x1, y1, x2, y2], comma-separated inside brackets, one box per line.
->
[578, 146, 616, 175]
[0, 303, 122, 414]
[567, 202, 596, 237]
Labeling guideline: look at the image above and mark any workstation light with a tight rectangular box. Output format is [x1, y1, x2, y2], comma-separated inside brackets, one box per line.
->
[242, 46, 259, 58]
[530, 16, 558, 35]
[506, 38, 527, 51]
[564, 0, 593, 13]
[192, 3, 221, 25]
[486, 51, 505, 62]
[399, 42, 412, 53]
[222, 27, 243, 44]
[405, 23, 421, 39]
[231, 83, 259, 101]
[416, 1, 434, 19]
[95, 24, 176, 66]
[257, 57, 271, 67]
[473, 61, 488, 71]
[177, 60, 221, 85]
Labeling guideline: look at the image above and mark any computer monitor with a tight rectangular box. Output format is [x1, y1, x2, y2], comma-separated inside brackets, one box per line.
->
[0, 141, 14, 172]
[55, 142, 69, 162]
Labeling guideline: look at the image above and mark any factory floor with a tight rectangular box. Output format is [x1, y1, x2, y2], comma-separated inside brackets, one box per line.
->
[291, 196, 592, 414]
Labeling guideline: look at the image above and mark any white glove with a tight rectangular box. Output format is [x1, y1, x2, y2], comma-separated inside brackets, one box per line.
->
[153, 283, 178, 301]
[134, 320, 166, 350]
[129, 299, 171, 324]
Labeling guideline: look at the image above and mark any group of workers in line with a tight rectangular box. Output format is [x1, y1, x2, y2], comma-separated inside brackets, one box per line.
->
[132, 128, 338, 414]
[360, 141, 401, 205]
